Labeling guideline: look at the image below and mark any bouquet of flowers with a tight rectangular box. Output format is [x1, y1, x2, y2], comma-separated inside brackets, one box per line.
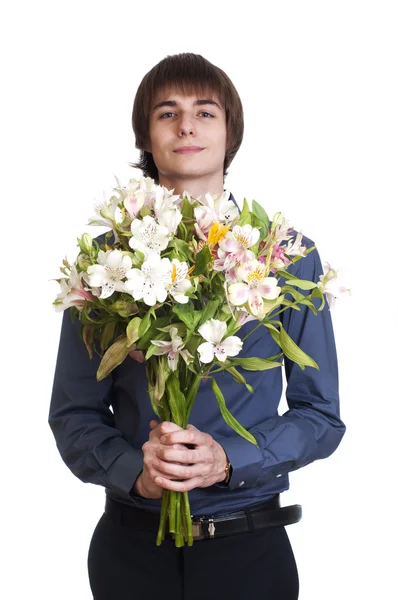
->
[53, 176, 348, 546]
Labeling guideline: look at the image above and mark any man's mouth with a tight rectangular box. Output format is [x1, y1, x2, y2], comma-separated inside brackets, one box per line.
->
[173, 146, 204, 154]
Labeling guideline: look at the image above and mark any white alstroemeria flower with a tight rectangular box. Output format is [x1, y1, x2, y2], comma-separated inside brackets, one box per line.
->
[317, 262, 350, 308]
[283, 231, 307, 257]
[197, 319, 243, 364]
[156, 206, 182, 234]
[214, 225, 259, 273]
[194, 191, 239, 240]
[86, 249, 132, 299]
[53, 265, 96, 312]
[228, 260, 281, 316]
[203, 191, 239, 225]
[165, 259, 191, 303]
[271, 213, 294, 244]
[129, 215, 171, 257]
[151, 327, 194, 371]
[88, 192, 121, 241]
[124, 253, 170, 306]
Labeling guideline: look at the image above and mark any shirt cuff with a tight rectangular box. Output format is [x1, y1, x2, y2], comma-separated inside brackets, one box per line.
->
[107, 448, 144, 499]
[213, 433, 264, 490]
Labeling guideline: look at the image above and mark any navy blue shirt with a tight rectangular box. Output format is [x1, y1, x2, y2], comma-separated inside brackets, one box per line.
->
[49, 194, 346, 516]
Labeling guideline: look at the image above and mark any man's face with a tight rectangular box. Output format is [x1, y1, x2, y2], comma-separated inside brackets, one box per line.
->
[148, 88, 227, 187]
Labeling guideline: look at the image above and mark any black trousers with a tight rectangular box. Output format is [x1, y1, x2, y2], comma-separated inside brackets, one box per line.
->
[88, 509, 299, 600]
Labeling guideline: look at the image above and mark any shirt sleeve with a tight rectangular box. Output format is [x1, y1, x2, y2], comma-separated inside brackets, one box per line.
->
[216, 242, 346, 490]
[48, 309, 143, 500]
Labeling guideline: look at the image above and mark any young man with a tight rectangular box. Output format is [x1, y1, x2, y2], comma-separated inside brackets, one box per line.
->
[49, 53, 346, 600]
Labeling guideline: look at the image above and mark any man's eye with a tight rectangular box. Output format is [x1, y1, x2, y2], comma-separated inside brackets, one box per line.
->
[160, 112, 175, 119]
[199, 112, 214, 118]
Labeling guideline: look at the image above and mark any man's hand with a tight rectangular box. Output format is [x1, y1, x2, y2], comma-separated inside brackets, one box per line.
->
[134, 420, 187, 499]
[152, 423, 228, 493]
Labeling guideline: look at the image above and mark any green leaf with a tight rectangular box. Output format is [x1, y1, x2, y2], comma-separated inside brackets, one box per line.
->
[226, 366, 254, 393]
[211, 378, 258, 445]
[82, 325, 95, 359]
[296, 298, 318, 316]
[126, 316, 142, 346]
[136, 317, 171, 348]
[167, 237, 192, 261]
[276, 269, 299, 281]
[138, 308, 155, 338]
[145, 362, 161, 418]
[140, 205, 152, 217]
[280, 299, 301, 310]
[97, 335, 129, 381]
[181, 196, 194, 219]
[280, 286, 306, 302]
[252, 200, 270, 230]
[145, 343, 159, 361]
[100, 321, 116, 352]
[193, 245, 212, 276]
[279, 324, 319, 369]
[172, 303, 202, 331]
[197, 298, 221, 327]
[310, 285, 325, 311]
[165, 373, 186, 427]
[153, 359, 166, 405]
[232, 357, 283, 371]
[283, 279, 318, 290]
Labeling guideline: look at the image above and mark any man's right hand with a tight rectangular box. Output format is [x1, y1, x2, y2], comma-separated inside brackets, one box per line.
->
[134, 420, 185, 499]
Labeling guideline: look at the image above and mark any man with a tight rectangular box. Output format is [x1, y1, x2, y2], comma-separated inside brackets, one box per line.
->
[49, 53, 346, 600]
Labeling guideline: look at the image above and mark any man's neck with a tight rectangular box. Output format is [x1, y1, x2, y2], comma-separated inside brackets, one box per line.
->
[158, 174, 225, 199]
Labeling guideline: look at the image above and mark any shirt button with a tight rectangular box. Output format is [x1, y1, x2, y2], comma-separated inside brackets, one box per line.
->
[239, 481, 245, 487]
[276, 474, 282, 478]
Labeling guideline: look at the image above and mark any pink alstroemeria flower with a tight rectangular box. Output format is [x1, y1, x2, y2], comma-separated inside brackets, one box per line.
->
[53, 265, 96, 312]
[214, 224, 260, 272]
[317, 262, 351, 308]
[228, 260, 281, 317]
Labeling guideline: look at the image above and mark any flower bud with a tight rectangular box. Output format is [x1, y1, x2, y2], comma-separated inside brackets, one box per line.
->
[78, 233, 93, 255]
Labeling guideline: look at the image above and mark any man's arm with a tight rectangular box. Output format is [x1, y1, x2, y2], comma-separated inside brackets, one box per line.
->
[213, 242, 346, 490]
[49, 310, 143, 500]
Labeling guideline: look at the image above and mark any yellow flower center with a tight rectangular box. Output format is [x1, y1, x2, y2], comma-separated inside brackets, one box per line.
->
[171, 263, 177, 284]
[207, 222, 230, 247]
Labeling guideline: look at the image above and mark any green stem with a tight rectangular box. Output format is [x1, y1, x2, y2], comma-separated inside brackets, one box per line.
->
[175, 493, 183, 547]
[169, 491, 176, 534]
[185, 374, 202, 424]
[156, 489, 170, 546]
[183, 491, 193, 546]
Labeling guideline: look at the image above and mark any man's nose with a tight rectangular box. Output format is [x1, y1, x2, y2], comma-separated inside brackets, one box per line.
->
[178, 115, 196, 136]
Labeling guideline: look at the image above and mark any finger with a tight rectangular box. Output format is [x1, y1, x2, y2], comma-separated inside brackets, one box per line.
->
[160, 429, 208, 447]
[149, 420, 160, 430]
[153, 459, 208, 480]
[158, 422, 184, 434]
[156, 447, 203, 465]
[155, 475, 204, 493]
[186, 424, 198, 431]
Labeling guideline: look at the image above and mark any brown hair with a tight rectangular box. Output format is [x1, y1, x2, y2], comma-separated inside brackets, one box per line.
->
[131, 53, 244, 182]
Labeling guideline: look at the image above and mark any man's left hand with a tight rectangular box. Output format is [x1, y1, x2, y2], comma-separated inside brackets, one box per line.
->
[153, 424, 228, 492]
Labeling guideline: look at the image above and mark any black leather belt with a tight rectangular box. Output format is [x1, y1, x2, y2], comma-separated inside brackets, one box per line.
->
[105, 495, 302, 541]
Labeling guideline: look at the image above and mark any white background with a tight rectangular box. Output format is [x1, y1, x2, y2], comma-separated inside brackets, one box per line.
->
[1, 1, 398, 598]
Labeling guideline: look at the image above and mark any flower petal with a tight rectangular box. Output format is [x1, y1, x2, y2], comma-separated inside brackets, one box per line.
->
[107, 249, 122, 269]
[197, 342, 215, 364]
[228, 283, 249, 306]
[220, 336, 243, 357]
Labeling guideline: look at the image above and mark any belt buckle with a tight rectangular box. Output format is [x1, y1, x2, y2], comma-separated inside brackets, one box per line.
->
[191, 517, 216, 540]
